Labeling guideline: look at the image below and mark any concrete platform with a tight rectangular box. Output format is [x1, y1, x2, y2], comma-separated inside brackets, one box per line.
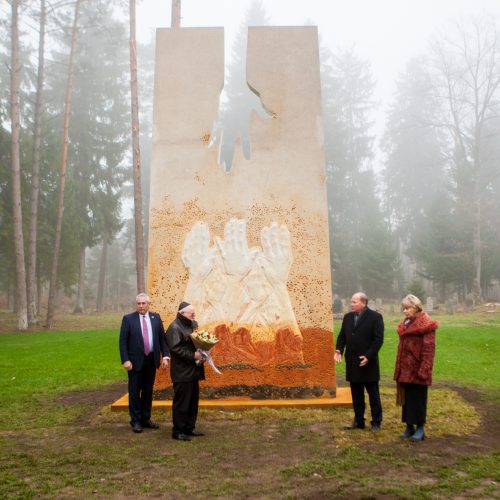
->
[110, 387, 352, 411]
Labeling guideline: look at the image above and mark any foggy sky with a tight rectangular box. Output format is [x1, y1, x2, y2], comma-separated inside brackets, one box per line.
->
[136, 0, 500, 169]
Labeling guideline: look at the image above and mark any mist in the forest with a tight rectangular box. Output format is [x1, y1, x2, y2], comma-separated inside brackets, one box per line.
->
[1, 0, 499, 326]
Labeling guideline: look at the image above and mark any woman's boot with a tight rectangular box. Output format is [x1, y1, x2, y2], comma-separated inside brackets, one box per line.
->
[400, 424, 415, 439]
[411, 426, 425, 441]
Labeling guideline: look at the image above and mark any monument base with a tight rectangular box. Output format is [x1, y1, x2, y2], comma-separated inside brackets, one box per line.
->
[110, 387, 352, 412]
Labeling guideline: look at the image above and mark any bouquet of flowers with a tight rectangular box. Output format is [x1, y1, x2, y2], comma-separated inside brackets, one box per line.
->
[190, 329, 222, 375]
[190, 329, 219, 351]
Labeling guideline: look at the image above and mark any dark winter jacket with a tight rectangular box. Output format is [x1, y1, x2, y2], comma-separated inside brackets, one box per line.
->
[166, 314, 205, 383]
[393, 312, 438, 386]
[336, 308, 384, 382]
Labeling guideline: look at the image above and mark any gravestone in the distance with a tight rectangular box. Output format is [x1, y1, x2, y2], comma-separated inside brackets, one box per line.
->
[426, 296, 434, 314]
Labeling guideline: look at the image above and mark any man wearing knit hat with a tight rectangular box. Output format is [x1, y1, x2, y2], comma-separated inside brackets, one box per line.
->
[165, 301, 205, 441]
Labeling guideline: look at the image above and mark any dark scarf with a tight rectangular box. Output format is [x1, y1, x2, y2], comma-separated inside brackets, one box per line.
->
[177, 312, 193, 328]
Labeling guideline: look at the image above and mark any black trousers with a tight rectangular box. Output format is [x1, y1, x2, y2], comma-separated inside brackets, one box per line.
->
[128, 353, 156, 424]
[350, 381, 382, 425]
[172, 380, 200, 436]
[402, 383, 428, 426]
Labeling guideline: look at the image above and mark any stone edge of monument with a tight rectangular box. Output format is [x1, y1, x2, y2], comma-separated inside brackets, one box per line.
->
[110, 387, 352, 411]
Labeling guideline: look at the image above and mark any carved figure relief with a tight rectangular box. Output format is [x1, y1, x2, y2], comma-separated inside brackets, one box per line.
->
[181, 218, 304, 366]
[207, 24, 271, 173]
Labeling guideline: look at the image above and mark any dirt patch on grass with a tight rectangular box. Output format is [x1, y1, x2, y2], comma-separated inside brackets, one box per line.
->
[54, 382, 127, 425]
[1, 383, 499, 499]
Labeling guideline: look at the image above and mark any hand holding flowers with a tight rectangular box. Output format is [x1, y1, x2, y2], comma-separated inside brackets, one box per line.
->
[190, 329, 222, 375]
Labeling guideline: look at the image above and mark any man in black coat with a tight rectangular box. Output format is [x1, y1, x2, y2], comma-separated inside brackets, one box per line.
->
[119, 293, 169, 433]
[166, 301, 205, 441]
[335, 292, 384, 431]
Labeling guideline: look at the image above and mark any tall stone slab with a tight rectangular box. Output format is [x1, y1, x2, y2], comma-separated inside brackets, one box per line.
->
[150, 27, 336, 398]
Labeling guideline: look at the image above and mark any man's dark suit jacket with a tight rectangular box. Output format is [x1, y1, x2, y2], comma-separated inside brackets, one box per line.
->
[119, 311, 168, 370]
[336, 308, 384, 382]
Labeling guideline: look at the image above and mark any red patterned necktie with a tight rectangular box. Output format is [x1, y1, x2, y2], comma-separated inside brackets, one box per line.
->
[142, 315, 150, 355]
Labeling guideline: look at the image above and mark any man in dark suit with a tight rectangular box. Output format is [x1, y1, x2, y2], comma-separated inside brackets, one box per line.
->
[119, 293, 169, 433]
[335, 292, 384, 431]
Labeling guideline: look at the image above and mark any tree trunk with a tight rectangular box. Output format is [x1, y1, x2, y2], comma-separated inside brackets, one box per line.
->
[27, 0, 46, 326]
[96, 242, 108, 312]
[73, 246, 86, 314]
[46, 0, 81, 328]
[37, 272, 42, 314]
[115, 245, 121, 309]
[129, 0, 146, 294]
[471, 184, 482, 302]
[7, 274, 12, 311]
[10, 0, 28, 331]
[171, 0, 181, 28]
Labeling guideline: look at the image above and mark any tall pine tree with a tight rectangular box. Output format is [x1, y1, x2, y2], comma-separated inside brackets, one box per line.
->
[321, 46, 399, 298]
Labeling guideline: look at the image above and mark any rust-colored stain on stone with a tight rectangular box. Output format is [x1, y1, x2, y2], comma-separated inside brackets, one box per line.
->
[201, 132, 211, 145]
[209, 323, 304, 366]
[155, 327, 335, 398]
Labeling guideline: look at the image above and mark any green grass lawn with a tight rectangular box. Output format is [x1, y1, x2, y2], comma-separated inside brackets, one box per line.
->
[0, 312, 498, 429]
[378, 319, 500, 390]
[0, 328, 123, 429]
[0, 312, 498, 498]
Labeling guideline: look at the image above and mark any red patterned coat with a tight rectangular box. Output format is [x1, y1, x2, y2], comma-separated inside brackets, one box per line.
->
[393, 312, 438, 386]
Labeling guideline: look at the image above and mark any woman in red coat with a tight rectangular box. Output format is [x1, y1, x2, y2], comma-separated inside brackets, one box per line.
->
[394, 294, 438, 441]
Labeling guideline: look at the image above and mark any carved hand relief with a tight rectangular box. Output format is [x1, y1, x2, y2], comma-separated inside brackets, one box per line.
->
[182, 218, 304, 366]
[208, 84, 271, 173]
[207, 25, 271, 173]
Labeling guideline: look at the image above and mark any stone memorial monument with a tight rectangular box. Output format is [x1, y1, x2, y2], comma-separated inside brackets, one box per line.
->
[149, 26, 335, 399]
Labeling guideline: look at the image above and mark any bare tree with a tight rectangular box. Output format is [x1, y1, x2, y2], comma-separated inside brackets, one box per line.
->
[431, 18, 500, 300]
[129, 0, 145, 294]
[10, 0, 28, 330]
[171, 0, 181, 28]
[27, 0, 46, 326]
[46, 0, 82, 327]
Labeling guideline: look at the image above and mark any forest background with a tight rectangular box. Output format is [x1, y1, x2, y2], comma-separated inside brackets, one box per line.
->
[1, 0, 500, 330]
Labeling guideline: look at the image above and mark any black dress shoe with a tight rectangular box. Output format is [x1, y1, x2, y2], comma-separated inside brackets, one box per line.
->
[344, 421, 365, 430]
[132, 422, 143, 433]
[141, 420, 159, 429]
[172, 433, 192, 441]
[186, 430, 204, 437]
[369, 424, 381, 432]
